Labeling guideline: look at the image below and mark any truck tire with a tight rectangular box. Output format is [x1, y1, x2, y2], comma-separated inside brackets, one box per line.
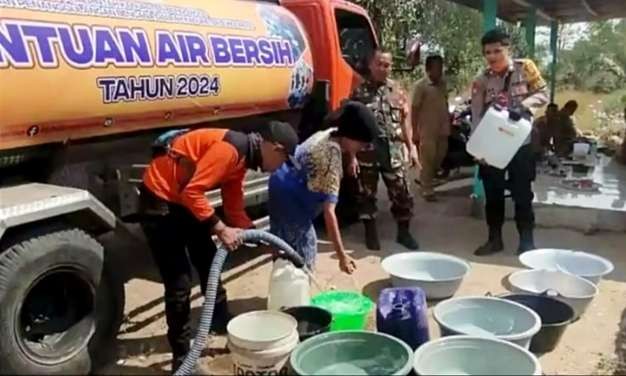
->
[0, 228, 124, 375]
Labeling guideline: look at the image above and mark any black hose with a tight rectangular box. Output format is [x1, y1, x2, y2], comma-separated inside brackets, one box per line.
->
[174, 229, 305, 375]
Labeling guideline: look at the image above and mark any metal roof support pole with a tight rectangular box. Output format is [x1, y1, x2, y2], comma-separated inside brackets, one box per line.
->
[524, 7, 537, 58]
[472, 0, 497, 213]
[549, 20, 559, 102]
[482, 0, 497, 32]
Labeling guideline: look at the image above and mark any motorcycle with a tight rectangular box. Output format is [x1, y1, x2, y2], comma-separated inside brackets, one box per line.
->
[439, 98, 474, 178]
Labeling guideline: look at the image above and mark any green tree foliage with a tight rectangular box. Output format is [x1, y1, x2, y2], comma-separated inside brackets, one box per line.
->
[350, 0, 536, 93]
[350, 1, 624, 98]
[351, 0, 485, 92]
[554, 20, 626, 93]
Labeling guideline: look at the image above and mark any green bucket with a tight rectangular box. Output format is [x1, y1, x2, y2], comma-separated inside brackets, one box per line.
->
[311, 291, 374, 331]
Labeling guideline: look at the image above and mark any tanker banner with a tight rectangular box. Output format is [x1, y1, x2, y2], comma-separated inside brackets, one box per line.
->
[0, 0, 314, 149]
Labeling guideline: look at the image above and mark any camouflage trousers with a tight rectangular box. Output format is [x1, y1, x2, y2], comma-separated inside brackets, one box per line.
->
[357, 150, 414, 222]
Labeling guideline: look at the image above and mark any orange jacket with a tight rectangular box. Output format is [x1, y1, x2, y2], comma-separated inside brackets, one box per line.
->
[143, 128, 253, 228]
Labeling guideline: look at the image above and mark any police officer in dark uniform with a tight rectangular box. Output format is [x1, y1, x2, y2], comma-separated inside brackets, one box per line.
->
[471, 29, 548, 255]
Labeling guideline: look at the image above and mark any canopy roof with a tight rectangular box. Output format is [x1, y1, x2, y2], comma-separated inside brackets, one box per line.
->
[449, 0, 626, 24]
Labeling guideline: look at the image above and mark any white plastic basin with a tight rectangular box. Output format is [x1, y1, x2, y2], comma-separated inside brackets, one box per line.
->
[433, 297, 541, 349]
[381, 252, 470, 300]
[414, 336, 542, 375]
[508, 270, 598, 319]
[519, 248, 614, 284]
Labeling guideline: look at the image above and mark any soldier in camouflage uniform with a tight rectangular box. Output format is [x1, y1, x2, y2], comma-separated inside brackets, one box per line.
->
[471, 29, 548, 256]
[349, 49, 420, 251]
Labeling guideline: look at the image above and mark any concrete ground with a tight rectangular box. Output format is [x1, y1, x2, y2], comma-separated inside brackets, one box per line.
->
[97, 178, 626, 375]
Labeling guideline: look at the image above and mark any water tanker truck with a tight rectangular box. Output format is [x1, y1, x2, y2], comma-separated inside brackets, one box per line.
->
[0, 0, 379, 373]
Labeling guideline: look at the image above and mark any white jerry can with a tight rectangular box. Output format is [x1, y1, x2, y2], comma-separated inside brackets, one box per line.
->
[467, 106, 532, 169]
[267, 258, 310, 311]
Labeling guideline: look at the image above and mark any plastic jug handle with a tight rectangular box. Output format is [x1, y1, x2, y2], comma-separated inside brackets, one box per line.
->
[541, 289, 560, 297]
[276, 249, 305, 268]
[508, 109, 522, 121]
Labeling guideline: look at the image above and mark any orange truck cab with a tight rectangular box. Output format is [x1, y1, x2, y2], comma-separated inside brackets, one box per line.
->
[0, 1, 379, 375]
[283, 0, 378, 110]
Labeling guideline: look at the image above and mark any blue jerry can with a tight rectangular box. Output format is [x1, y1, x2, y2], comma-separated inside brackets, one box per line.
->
[376, 287, 430, 350]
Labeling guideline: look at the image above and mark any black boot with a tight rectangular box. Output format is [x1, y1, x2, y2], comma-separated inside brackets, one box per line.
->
[363, 219, 381, 250]
[517, 227, 536, 254]
[397, 221, 419, 250]
[474, 227, 504, 256]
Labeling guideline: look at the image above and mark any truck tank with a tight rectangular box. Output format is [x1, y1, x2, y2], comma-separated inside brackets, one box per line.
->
[0, 0, 314, 152]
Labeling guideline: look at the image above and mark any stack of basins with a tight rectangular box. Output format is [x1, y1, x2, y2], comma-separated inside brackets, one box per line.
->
[377, 251, 541, 375]
[232, 248, 612, 375]
[506, 249, 614, 354]
[373, 248, 612, 375]
[285, 291, 416, 375]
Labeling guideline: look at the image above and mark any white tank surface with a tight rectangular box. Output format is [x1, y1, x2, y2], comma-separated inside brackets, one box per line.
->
[0, 0, 314, 150]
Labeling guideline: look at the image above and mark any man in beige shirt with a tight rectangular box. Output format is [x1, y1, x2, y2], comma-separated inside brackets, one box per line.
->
[411, 55, 450, 201]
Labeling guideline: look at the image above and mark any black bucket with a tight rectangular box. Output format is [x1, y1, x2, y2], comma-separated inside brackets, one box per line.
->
[501, 293, 575, 354]
[282, 306, 332, 341]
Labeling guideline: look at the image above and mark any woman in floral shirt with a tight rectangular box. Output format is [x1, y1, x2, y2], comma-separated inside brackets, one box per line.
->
[269, 102, 377, 273]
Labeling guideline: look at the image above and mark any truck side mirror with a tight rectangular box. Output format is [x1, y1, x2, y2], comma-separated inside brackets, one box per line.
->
[393, 38, 422, 73]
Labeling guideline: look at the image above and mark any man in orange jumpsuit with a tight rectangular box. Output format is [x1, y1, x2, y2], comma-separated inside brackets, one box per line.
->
[139, 122, 298, 371]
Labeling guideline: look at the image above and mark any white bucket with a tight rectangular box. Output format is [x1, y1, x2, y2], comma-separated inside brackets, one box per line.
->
[573, 142, 590, 158]
[227, 311, 299, 375]
[228, 330, 299, 376]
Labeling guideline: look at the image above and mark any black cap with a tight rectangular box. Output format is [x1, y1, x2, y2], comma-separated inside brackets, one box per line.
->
[327, 101, 377, 143]
[259, 120, 300, 166]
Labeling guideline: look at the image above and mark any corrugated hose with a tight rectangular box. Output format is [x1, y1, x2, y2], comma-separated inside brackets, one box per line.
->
[173, 229, 305, 376]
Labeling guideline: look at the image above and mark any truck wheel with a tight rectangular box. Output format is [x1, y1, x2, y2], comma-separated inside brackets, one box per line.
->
[0, 228, 125, 374]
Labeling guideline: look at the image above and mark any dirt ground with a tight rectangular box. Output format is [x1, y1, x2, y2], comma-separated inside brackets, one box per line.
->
[97, 183, 626, 375]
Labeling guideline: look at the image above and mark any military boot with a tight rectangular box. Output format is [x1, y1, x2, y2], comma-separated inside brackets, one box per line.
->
[396, 221, 419, 250]
[363, 219, 381, 251]
[517, 226, 536, 254]
[474, 227, 504, 256]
